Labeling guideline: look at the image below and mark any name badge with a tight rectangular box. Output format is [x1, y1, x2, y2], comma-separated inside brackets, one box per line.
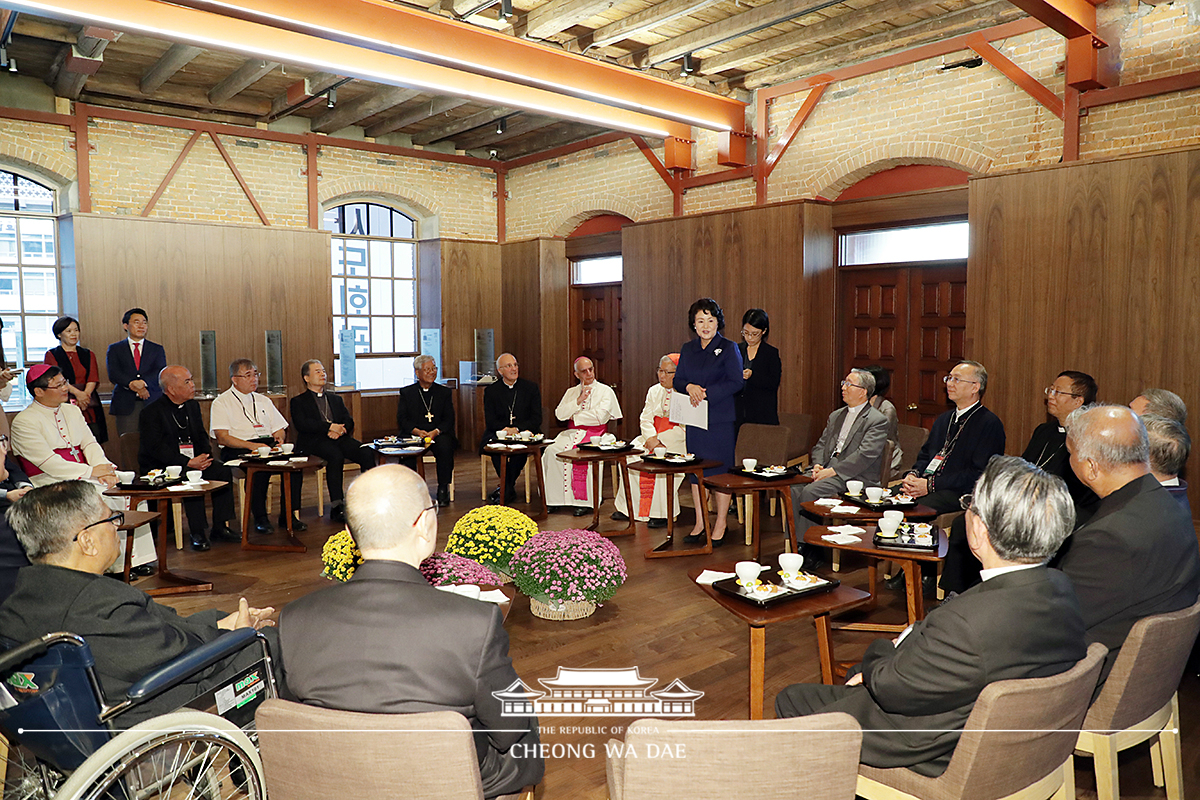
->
[180, 443, 195, 459]
[924, 454, 945, 475]
[252, 422, 267, 432]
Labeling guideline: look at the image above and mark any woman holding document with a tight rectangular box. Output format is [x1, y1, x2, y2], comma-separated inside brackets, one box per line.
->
[674, 297, 744, 546]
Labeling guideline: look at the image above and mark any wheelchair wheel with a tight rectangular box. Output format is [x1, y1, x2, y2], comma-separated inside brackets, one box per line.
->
[2, 741, 65, 800]
[51, 710, 264, 800]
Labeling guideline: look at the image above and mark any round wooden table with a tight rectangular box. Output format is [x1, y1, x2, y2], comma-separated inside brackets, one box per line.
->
[482, 440, 550, 521]
[238, 455, 326, 553]
[628, 457, 722, 558]
[555, 447, 642, 535]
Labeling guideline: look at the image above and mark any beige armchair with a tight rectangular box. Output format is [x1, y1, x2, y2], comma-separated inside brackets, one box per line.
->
[606, 713, 862, 800]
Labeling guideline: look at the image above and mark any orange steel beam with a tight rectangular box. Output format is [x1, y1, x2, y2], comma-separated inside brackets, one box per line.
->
[1004, 0, 1103, 43]
[764, 82, 829, 178]
[1079, 68, 1200, 108]
[500, 132, 625, 170]
[142, 128, 203, 216]
[967, 35, 1063, 119]
[631, 135, 682, 215]
[208, 131, 271, 225]
[9, 0, 717, 140]
[304, 137, 319, 229]
[679, 166, 753, 189]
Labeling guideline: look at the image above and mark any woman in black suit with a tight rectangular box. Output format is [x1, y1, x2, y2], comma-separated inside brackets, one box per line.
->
[735, 308, 781, 428]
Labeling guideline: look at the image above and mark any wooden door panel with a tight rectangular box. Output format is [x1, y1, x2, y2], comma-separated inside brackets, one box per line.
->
[906, 263, 968, 426]
[841, 267, 909, 411]
[570, 282, 624, 422]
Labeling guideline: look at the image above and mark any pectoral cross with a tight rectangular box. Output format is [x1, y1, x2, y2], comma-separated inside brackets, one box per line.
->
[425, 410, 434, 422]
[510, 411, 516, 424]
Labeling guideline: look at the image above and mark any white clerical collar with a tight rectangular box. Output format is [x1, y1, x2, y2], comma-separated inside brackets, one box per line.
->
[845, 401, 866, 413]
[980, 562, 1041, 581]
[954, 401, 980, 421]
[503, 379, 517, 388]
[1161, 476, 1181, 486]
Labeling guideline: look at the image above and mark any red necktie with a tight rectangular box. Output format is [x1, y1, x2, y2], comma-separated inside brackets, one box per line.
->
[133, 342, 141, 370]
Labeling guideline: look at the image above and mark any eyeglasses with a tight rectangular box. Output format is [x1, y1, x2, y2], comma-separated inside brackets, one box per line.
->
[74, 511, 125, 541]
[943, 375, 979, 386]
[740, 329, 763, 339]
[46, 380, 69, 390]
[959, 494, 973, 512]
[840, 380, 864, 389]
[656, 368, 676, 375]
[1044, 386, 1081, 399]
[234, 371, 259, 379]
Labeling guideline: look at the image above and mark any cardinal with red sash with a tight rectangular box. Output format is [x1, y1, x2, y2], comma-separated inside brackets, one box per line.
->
[541, 357, 622, 514]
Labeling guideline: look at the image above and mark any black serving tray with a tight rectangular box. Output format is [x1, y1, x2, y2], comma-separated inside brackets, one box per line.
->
[578, 442, 635, 453]
[712, 572, 839, 607]
[641, 454, 700, 466]
[840, 492, 918, 512]
[872, 523, 940, 552]
[119, 476, 186, 490]
[732, 466, 801, 481]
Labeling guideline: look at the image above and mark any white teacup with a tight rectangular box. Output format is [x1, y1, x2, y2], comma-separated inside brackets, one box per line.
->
[778, 552, 805, 575]
[186, 470, 203, 484]
[742, 458, 758, 471]
[735, 561, 763, 584]
[654, 446, 667, 458]
[845, 480, 864, 496]
[877, 517, 901, 537]
[882, 510, 905, 524]
[865, 486, 886, 503]
[281, 443, 295, 454]
[257, 446, 271, 457]
[115, 470, 135, 485]
[165, 465, 183, 479]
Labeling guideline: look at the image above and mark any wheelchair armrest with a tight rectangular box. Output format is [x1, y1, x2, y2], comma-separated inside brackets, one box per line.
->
[126, 628, 261, 703]
[0, 632, 87, 675]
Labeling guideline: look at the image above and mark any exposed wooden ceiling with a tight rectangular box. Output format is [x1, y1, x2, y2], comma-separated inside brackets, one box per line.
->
[0, 0, 1028, 161]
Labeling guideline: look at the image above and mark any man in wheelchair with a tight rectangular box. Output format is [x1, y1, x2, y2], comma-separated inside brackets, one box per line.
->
[0, 480, 279, 726]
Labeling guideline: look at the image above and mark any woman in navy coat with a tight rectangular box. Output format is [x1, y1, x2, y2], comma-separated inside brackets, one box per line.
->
[674, 298, 743, 546]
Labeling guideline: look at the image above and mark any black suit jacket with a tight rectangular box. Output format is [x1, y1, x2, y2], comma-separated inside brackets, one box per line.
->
[0, 457, 32, 604]
[481, 378, 542, 450]
[397, 381, 455, 438]
[139, 396, 213, 471]
[1056, 473, 1200, 677]
[279, 560, 542, 791]
[910, 404, 1006, 496]
[106, 339, 167, 415]
[735, 340, 781, 425]
[290, 391, 355, 451]
[835, 567, 1086, 776]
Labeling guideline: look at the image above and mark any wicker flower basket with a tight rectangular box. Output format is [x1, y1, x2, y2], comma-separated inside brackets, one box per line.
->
[529, 597, 597, 621]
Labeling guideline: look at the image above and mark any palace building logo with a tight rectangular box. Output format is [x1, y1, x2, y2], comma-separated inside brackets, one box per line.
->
[493, 667, 703, 718]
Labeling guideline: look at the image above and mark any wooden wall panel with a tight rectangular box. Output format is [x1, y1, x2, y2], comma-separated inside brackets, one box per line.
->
[621, 201, 836, 444]
[500, 239, 541, 388]
[440, 239, 502, 381]
[968, 146, 1200, 517]
[537, 239, 570, 419]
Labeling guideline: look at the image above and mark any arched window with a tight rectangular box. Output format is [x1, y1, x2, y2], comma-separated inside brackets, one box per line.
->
[0, 169, 59, 408]
[323, 201, 419, 389]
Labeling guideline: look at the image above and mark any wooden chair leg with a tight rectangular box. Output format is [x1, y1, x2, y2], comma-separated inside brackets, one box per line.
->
[481, 455, 488, 500]
[316, 466, 326, 516]
[172, 501, 184, 550]
[936, 561, 945, 600]
[1092, 737, 1120, 800]
[449, 472, 455, 502]
[525, 465, 531, 503]
[769, 494, 777, 517]
[744, 498, 754, 546]
[832, 550, 841, 572]
[1159, 695, 1184, 799]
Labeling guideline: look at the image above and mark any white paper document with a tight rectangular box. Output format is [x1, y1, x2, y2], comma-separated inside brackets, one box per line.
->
[669, 391, 709, 430]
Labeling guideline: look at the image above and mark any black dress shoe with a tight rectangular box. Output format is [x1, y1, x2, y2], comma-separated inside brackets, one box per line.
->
[330, 505, 346, 523]
[189, 533, 211, 552]
[131, 564, 156, 578]
[922, 574, 937, 597]
[277, 515, 308, 532]
[505, 488, 518, 504]
[682, 533, 705, 544]
[436, 487, 450, 507]
[254, 518, 273, 534]
[647, 517, 668, 529]
[210, 525, 240, 543]
[884, 573, 907, 591]
[488, 488, 502, 504]
[610, 511, 629, 521]
[572, 506, 591, 517]
[711, 534, 730, 548]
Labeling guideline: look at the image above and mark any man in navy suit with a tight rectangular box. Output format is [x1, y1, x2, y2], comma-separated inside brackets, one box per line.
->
[106, 308, 167, 436]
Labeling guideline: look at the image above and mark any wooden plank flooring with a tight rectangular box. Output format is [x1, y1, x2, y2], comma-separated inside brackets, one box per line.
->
[156, 455, 1200, 800]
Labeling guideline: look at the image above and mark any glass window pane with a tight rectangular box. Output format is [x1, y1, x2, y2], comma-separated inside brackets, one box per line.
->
[369, 240, 392, 278]
[395, 280, 415, 316]
[322, 207, 341, 233]
[0, 218, 17, 264]
[21, 268, 57, 313]
[343, 239, 368, 277]
[392, 211, 414, 239]
[368, 204, 391, 238]
[331, 278, 345, 315]
[345, 278, 369, 316]
[0, 175, 14, 212]
[344, 317, 370, 353]
[571, 255, 622, 285]
[16, 177, 53, 214]
[1, 317, 22, 366]
[333, 317, 344, 353]
[370, 278, 392, 315]
[331, 238, 345, 276]
[395, 317, 416, 353]
[840, 222, 969, 266]
[0, 266, 17, 313]
[23, 315, 55, 362]
[370, 317, 393, 353]
[19, 219, 55, 265]
[393, 242, 415, 278]
[344, 203, 368, 236]
[346, 355, 414, 390]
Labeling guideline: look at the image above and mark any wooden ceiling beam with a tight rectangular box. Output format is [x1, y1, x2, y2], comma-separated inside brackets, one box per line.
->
[496, 121, 608, 160]
[453, 112, 558, 149]
[12, 16, 76, 43]
[699, 0, 945, 75]
[310, 85, 422, 133]
[139, 43, 205, 94]
[579, 0, 723, 49]
[741, 0, 1027, 88]
[520, 0, 617, 40]
[48, 26, 121, 100]
[363, 96, 469, 138]
[412, 105, 516, 145]
[85, 71, 273, 115]
[625, 0, 842, 68]
[207, 57, 278, 105]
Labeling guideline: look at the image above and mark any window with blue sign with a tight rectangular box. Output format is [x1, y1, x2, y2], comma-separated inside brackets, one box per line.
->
[323, 202, 419, 389]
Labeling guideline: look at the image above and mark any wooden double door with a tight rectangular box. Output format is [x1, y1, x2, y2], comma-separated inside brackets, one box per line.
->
[570, 283, 624, 413]
[841, 262, 968, 428]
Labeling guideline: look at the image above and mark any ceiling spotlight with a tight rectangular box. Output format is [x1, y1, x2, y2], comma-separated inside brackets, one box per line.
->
[500, 0, 513, 20]
[496, 117, 507, 135]
[327, 88, 337, 108]
[680, 53, 695, 76]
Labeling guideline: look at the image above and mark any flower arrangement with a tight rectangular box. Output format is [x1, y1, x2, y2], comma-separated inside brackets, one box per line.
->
[445, 506, 538, 572]
[508, 529, 627, 609]
[321, 529, 363, 581]
[420, 552, 505, 586]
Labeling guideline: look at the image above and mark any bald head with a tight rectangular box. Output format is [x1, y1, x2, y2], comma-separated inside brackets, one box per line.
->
[345, 465, 435, 560]
[1066, 404, 1150, 497]
[159, 365, 195, 403]
[574, 356, 595, 385]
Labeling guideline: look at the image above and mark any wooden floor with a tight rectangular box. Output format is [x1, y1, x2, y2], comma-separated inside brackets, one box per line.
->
[156, 454, 1200, 800]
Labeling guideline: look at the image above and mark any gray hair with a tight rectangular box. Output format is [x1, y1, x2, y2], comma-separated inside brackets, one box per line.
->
[414, 354, 435, 371]
[1066, 404, 1149, 468]
[229, 358, 256, 378]
[959, 360, 988, 396]
[344, 464, 429, 551]
[850, 368, 875, 397]
[300, 359, 323, 379]
[659, 355, 675, 369]
[496, 353, 514, 369]
[1143, 414, 1190, 477]
[1135, 388, 1187, 424]
[971, 455, 1074, 562]
[7, 481, 108, 562]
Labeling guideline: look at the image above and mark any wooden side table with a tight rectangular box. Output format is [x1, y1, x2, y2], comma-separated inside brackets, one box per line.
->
[555, 448, 640, 535]
[239, 456, 326, 552]
[481, 441, 550, 521]
[703, 472, 813, 559]
[628, 458, 721, 558]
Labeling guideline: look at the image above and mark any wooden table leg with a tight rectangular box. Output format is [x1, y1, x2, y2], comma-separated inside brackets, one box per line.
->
[696, 476, 712, 544]
[903, 559, 924, 623]
[498, 456, 508, 505]
[146, 501, 213, 596]
[617, 463, 636, 535]
[814, 613, 835, 685]
[752, 491, 763, 561]
[664, 474, 675, 538]
[241, 471, 253, 547]
[780, 489, 799, 555]
[866, 559, 879, 612]
[241, 466, 307, 553]
[588, 461, 602, 532]
[531, 453, 549, 521]
[749, 625, 765, 720]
